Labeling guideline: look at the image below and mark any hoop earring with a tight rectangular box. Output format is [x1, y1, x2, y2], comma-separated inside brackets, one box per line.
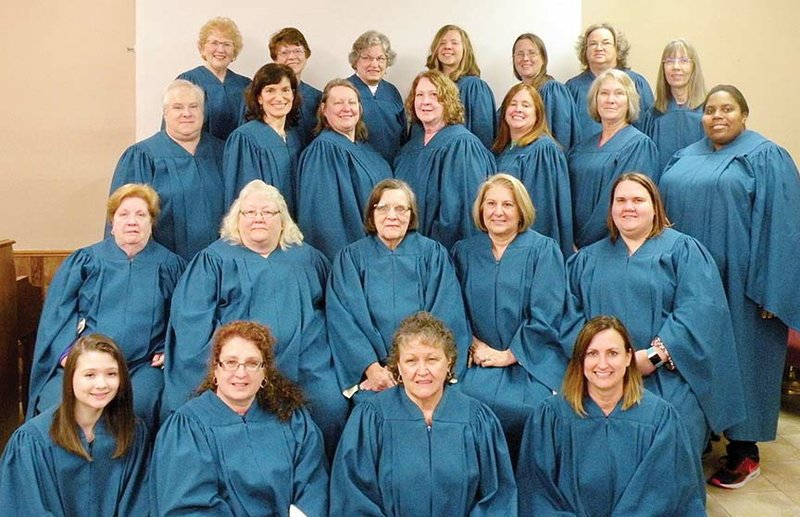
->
[260, 379, 267, 389]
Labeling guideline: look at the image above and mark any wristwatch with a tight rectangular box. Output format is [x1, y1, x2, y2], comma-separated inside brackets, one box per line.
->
[647, 346, 664, 369]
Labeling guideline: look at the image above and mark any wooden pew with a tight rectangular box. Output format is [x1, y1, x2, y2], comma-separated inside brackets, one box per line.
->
[0, 240, 20, 450]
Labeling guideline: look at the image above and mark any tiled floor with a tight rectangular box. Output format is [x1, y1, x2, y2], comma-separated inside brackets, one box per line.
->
[705, 395, 800, 517]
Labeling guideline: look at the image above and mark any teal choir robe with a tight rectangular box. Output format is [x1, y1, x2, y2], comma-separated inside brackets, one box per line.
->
[175, 65, 250, 140]
[539, 78, 583, 150]
[296, 81, 322, 147]
[640, 100, 704, 172]
[456, 75, 498, 150]
[348, 74, 407, 164]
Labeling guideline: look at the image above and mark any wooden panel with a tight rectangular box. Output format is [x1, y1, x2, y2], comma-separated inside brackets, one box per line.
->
[17, 276, 43, 416]
[0, 240, 20, 449]
[13, 250, 72, 295]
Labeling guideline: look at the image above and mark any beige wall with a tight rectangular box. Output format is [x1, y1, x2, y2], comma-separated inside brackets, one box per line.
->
[1, 1, 796, 250]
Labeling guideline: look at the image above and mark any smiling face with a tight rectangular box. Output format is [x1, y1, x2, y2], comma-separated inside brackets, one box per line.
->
[237, 191, 282, 254]
[258, 76, 293, 124]
[273, 43, 308, 77]
[200, 29, 236, 74]
[111, 196, 153, 254]
[72, 350, 120, 414]
[374, 188, 411, 249]
[513, 38, 543, 83]
[505, 88, 537, 140]
[583, 328, 631, 401]
[611, 180, 655, 242]
[322, 85, 361, 139]
[596, 77, 629, 125]
[436, 29, 464, 74]
[214, 336, 266, 413]
[586, 27, 617, 71]
[414, 77, 445, 130]
[355, 44, 388, 86]
[398, 337, 449, 409]
[702, 90, 747, 150]
[482, 184, 521, 241]
[663, 52, 693, 92]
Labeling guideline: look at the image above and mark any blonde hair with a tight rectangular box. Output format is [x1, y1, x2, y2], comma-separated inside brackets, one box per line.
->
[472, 174, 536, 233]
[198, 17, 243, 60]
[425, 24, 481, 82]
[587, 69, 640, 123]
[654, 39, 706, 113]
[106, 183, 160, 225]
[220, 180, 303, 250]
[314, 79, 369, 141]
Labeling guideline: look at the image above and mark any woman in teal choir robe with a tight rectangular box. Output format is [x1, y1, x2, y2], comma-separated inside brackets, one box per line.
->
[223, 63, 302, 211]
[27, 184, 185, 432]
[511, 33, 581, 150]
[269, 27, 322, 148]
[295, 79, 392, 260]
[326, 180, 471, 401]
[162, 181, 347, 460]
[153, 321, 328, 516]
[660, 85, 800, 489]
[2, 336, 150, 516]
[330, 312, 517, 516]
[567, 69, 658, 249]
[640, 39, 707, 171]
[347, 30, 406, 164]
[394, 70, 495, 250]
[452, 174, 570, 465]
[564, 173, 744, 467]
[426, 24, 497, 149]
[175, 17, 249, 141]
[517, 316, 705, 516]
[494, 83, 574, 256]
[110, 79, 225, 260]
[565, 23, 654, 137]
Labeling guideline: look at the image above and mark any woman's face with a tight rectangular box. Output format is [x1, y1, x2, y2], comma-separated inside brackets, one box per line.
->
[482, 185, 521, 241]
[322, 85, 361, 139]
[373, 188, 411, 249]
[414, 77, 445, 129]
[702, 91, 747, 150]
[611, 180, 655, 241]
[201, 30, 236, 73]
[72, 351, 120, 414]
[513, 38, 543, 83]
[583, 328, 631, 399]
[398, 337, 449, 408]
[585, 28, 617, 70]
[238, 191, 283, 254]
[214, 336, 266, 412]
[111, 196, 153, 253]
[274, 43, 308, 77]
[355, 44, 388, 86]
[505, 89, 537, 139]
[436, 30, 464, 73]
[596, 77, 629, 125]
[259, 76, 293, 124]
[663, 52, 693, 92]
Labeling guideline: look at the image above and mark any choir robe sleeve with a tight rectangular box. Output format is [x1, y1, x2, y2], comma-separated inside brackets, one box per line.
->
[655, 236, 745, 432]
[744, 144, 800, 329]
[469, 404, 519, 516]
[26, 249, 91, 416]
[0, 427, 65, 516]
[115, 420, 152, 516]
[457, 76, 497, 150]
[540, 79, 582, 150]
[288, 410, 331, 517]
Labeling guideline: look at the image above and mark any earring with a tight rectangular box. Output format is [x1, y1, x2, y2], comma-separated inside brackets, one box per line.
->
[260, 378, 267, 389]
[446, 370, 454, 382]
[213, 376, 218, 386]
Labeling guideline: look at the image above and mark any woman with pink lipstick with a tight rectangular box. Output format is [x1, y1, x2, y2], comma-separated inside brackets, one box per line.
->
[152, 321, 329, 516]
[640, 39, 707, 171]
[27, 184, 185, 433]
[295, 79, 392, 260]
[425, 24, 497, 149]
[330, 312, 517, 515]
[517, 315, 705, 516]
[493, 84, 574, 256]
[327, 179, 470, 403]
[1, 335, 150, 515]
[660, 85, 800, 489]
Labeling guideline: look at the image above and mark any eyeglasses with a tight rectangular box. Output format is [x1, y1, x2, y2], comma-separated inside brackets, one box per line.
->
[277, 48, 306, 58]
[206, 40, 235, 50]
[514, 51, 540, 59]
[588, 40, 614, 49]
[374, 204, 410, 215]
[240, 209, 280, 220]
[218, 360, 265, 372]
[359, 55, 388, 64]
[663, 57, 692, 65]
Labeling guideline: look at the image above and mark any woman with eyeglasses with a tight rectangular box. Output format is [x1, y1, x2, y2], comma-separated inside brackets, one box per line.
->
[162, 180, 348, 461]
[640, 39, 707, 171]
[174, 17, 250, 140]
[511, 33, 581, 150]
[327, 179, 471, 403]
[347, 30, 406, 163]
[152, 321, 329, 516]
[1, 335, 150, 515]
[269, 27, 321, 148]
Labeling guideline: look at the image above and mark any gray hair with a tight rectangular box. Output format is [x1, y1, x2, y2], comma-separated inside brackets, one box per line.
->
[348, 30, 397, 69]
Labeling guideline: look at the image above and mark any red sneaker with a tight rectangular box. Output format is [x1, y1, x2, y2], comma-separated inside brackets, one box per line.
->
[707, 456, 760, 489]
